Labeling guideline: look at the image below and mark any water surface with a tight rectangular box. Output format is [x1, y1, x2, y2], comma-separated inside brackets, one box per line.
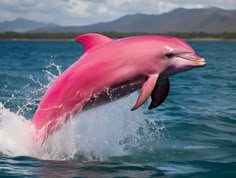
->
[0, 40, 235, 177]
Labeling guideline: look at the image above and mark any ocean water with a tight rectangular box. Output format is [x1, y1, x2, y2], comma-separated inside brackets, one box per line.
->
[0, 39, 235, 177]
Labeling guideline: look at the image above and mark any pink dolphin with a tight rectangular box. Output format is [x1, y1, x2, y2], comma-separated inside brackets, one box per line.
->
[31, 33, 206, 142]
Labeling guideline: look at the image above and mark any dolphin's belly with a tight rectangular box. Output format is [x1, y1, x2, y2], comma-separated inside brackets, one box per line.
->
[83, 75, 146, 110]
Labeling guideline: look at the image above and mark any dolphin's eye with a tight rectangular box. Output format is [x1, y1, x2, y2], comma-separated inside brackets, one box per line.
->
[166, 53, 175, 58]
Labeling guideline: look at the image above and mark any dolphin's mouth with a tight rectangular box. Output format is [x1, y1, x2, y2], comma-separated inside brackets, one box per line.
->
[176, 53, 206, 67]
[186, 58, 206, 66]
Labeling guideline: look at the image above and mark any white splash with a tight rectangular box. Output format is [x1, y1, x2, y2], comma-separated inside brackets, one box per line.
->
[36, 94, 149, 160]
[0, 62, 163, 161]
[0, 103, 34, 156]
[0, 93, 162, 161]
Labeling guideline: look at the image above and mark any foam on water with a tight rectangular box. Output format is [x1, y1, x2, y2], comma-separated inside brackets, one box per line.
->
[39, 95, 149, 160]
[0, 103, 34, 156]
[0, 61, 163, 160]
[0, 94, 162, 161]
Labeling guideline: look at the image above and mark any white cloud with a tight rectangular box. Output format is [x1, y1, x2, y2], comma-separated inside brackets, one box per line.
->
[0, 0, 235, 25]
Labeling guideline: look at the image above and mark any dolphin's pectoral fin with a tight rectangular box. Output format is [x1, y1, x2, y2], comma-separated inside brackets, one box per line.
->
[131, 74, 159, 111]
[148, 78, 170, 110]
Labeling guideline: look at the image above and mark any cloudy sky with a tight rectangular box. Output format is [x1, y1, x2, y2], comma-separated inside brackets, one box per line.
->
[0, 0, 235, 25]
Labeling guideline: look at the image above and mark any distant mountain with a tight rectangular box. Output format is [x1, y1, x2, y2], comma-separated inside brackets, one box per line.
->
[32, 7, 236, 33]
[1, 8, 235, 33]
[0, 17, 59, 32]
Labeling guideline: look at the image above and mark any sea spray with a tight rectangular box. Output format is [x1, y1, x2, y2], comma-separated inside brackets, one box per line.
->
[38, 94, 156, 161]
[0, 103, 34, 157]
[0, 93, 164, 161]
[0, 61, 68, 158]
[0, 61, 164, 160]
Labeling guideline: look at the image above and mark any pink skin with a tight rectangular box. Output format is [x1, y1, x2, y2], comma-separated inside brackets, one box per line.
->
[31, 33, 205, 143]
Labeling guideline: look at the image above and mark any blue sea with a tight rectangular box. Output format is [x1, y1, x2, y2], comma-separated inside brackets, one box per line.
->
[0, 39, 235, 177]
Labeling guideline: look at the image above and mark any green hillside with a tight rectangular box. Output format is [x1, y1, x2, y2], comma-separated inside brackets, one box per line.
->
[0, 32, 236, 40]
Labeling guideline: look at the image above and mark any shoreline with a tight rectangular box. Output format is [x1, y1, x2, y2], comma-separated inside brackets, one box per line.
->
[1, 32, 236, 41]
[1, 38, 236, 41]
[0, 38, 74, 41]
[185, 38, 236, 41]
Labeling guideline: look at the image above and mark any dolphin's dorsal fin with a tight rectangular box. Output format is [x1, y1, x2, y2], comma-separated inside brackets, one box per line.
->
[75, 33, 113, 52]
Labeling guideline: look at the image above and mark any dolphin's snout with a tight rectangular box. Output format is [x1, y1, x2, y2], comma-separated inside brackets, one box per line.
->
[195, 58, 206, 67]
[176, 53, 206, 67]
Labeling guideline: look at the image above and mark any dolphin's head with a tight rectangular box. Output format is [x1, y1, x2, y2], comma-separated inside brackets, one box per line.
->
[156, 36, 206, 78]
[131, 36, 206, 111]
